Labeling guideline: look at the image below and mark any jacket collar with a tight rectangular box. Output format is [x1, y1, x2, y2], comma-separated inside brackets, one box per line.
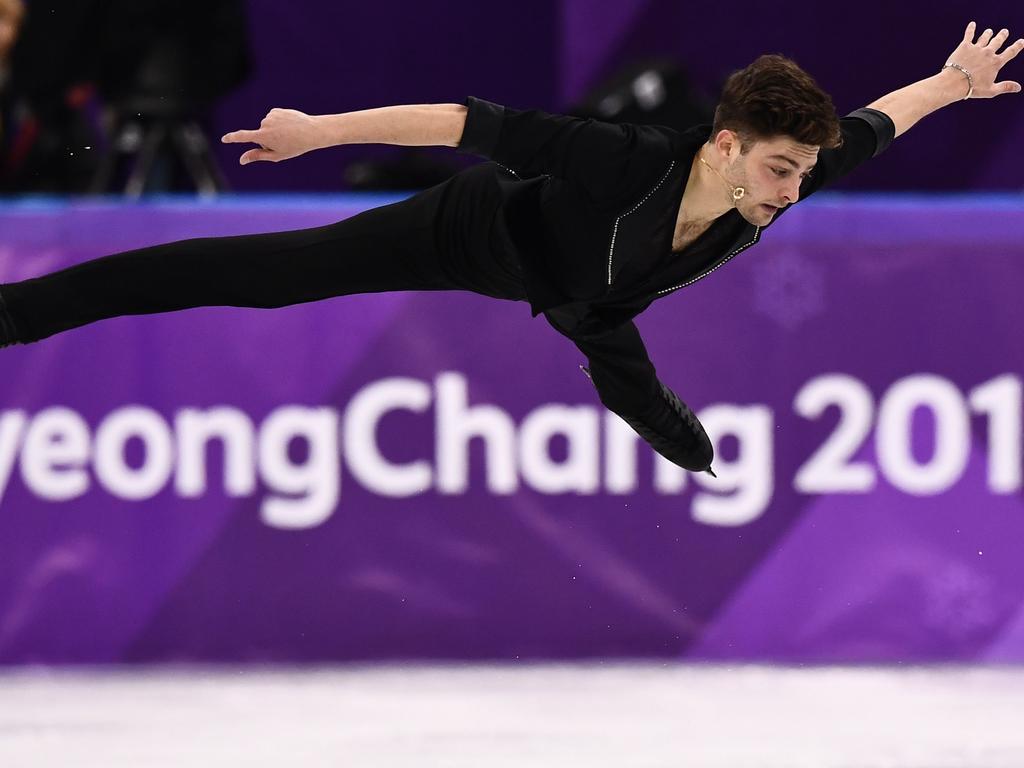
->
[675, 124, 714, 161]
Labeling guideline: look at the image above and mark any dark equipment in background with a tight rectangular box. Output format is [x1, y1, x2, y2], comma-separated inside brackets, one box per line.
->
[569, 57, 715, 129]
[89, 41, 231, 198]
[5, 0, 250, 197]
[89, 0, 251, 197]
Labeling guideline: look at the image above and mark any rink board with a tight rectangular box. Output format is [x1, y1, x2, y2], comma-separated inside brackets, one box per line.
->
[0, 193, 1022, 664]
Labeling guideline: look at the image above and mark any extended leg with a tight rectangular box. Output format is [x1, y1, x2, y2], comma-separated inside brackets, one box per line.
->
[0, 189, 451, 344]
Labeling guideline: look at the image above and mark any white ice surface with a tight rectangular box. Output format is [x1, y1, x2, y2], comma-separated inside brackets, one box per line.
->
[1, 663, 1022, 768]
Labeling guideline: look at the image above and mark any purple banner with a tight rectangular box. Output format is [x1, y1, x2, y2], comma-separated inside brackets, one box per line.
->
[1, 193, 1023, 664]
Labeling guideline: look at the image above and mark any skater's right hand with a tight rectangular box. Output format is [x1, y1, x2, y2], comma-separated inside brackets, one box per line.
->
[221, 109, 324, 165]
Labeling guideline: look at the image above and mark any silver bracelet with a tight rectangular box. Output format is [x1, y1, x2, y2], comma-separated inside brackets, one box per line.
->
[943, 61, 974, 100]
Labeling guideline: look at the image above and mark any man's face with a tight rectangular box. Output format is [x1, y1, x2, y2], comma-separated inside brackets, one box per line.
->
[726, 134, 820, 226]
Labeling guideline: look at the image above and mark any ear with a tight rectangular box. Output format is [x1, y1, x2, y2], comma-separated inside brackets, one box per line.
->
[712, 129, 742, 161]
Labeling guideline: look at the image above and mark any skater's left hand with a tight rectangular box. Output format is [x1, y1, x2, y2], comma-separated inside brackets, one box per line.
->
[944, 22, 1024, 98]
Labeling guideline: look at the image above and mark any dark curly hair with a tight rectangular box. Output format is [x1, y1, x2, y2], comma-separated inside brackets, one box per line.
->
[712, 54, 842, 152]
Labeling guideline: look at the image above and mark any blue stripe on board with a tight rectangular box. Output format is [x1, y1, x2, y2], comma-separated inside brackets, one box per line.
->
[0, 192, 1021, 214]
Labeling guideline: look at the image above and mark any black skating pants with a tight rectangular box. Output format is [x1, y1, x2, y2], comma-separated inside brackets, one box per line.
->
[0, 163, 526, 344]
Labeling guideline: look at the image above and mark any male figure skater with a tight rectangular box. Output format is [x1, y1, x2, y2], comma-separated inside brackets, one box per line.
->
[0, 23, 1020, 477]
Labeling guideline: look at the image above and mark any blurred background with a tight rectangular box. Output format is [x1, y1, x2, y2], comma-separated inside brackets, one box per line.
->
[2, 0, 1022, 196]
[2, 1, 1024, 766]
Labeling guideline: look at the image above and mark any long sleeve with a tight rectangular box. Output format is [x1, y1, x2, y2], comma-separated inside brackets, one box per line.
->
[544, 306, 714, 472]
[456, 96, 674, 212]
[796, 107, 896, 201]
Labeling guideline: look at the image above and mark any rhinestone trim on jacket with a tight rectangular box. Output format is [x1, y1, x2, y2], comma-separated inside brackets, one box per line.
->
[607, 161, 676, 285]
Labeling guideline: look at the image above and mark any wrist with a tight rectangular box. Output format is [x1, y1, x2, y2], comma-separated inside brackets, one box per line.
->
[938, 64, 972, 101]
[316, 113, 350, 148]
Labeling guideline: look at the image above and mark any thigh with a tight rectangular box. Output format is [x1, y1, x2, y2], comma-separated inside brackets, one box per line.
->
[432, 163, 527, 301]
[227, 187, 456, 305]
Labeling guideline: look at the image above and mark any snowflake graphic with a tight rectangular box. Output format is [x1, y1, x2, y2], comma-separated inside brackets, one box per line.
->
[922, 561, 999, 641]
[751, 247, 826, 331]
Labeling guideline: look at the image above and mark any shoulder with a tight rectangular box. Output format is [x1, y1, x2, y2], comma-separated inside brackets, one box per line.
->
[617, 121, 680, 161]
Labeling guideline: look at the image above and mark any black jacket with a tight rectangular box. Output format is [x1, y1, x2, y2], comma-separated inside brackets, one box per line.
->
[457, 96, 896, 470]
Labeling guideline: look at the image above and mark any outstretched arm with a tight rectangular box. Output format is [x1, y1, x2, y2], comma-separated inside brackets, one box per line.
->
[221, 103, 469, 165]
[786, 21, 1021, 208]
[221, 95, 675, 215]
[867, 22, 1023, 138]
